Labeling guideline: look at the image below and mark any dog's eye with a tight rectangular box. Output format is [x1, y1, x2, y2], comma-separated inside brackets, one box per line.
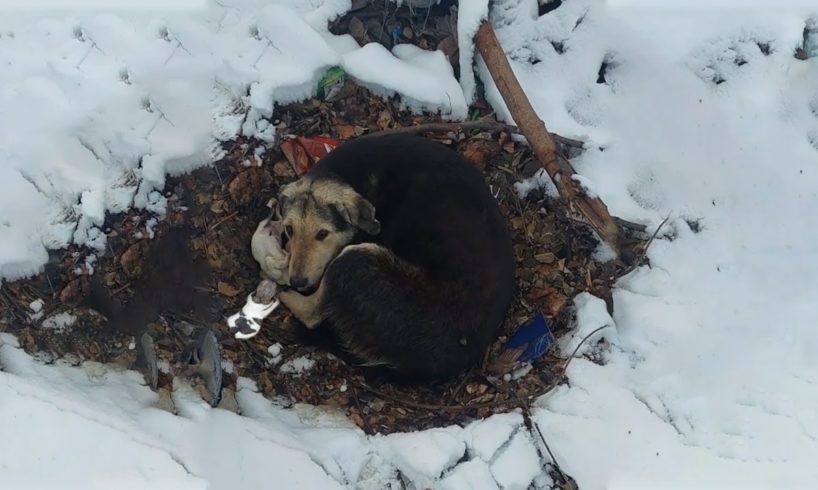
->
[315, 229, 329, 241]
[285, 225, 293, 237]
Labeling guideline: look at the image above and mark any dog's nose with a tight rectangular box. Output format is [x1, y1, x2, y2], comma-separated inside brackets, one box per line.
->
[290, 277, 308, 289]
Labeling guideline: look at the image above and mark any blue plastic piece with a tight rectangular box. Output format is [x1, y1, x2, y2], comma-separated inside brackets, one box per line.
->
[504, 311, 554, 362]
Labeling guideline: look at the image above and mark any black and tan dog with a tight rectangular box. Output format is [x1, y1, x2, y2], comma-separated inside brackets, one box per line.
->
[266, 134, 515, 379]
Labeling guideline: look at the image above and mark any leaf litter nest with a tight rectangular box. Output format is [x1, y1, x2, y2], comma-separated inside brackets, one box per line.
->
[0, 82, 643, 434]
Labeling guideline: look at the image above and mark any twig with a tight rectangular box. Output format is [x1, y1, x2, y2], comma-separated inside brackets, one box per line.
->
[370, 121, 585, 149]
[640, 214, 671, 261]
[350, 384, 375, 434]
[523, 407, 569, 485]
[614, 217, 647, 232]
[447, 365, 475, 404]
[207, 211, 239, 232]
[355, 380, 526, 412]
[562, 325, 610, 372]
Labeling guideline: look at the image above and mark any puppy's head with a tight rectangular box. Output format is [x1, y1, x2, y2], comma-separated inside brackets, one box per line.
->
[251, 217, 290, 284]
[276, 178, 380, 292]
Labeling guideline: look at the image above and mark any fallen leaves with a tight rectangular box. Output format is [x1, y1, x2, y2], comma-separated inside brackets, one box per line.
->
[120, 243, 145, 278]
[376, 109, 393, 130]
[333, 118, 365, 139]
[526, 286, 569, 318]
[1, 75, 636, 439]
[217, 281, 240, 297]
[227, 167, 272, 205]
[280, 136, 340, 177]
[459, 137, 496, 170]
[534, 252, 557, 264]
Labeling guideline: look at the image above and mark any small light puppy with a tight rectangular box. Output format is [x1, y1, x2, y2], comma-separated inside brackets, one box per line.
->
[250, 198, 289, 285]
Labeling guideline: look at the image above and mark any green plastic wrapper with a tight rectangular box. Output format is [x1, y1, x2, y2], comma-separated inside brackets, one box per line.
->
[317, 66, 346, 100]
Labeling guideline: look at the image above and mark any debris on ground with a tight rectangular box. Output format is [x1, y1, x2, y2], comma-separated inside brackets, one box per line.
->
[0, 0, 645, 434]
[0, 78, 644, 434]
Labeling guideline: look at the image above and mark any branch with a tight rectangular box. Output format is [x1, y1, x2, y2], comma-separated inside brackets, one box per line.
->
[474, 21, 621, 255]
[372, 121, 585, 149]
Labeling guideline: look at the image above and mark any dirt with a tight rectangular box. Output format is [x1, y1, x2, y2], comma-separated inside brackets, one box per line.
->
[0, 80, 644, 435]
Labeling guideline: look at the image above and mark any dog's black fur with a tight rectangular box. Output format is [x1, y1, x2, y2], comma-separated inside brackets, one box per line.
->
[308, 134, 515, 379]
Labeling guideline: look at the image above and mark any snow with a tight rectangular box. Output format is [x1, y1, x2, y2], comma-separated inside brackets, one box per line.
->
[464, 411, 521, 461]
[560, 292, 616, 357]
[1, 329, 541, 489]
[28, 299, 44, 313]
[490, 0, 818, 487]
[440, 459, 500, 490]
[267, 342, 282, 358]
[39, 312, 77, 333]
[343, 42, 468, 119]
[490, 430, 542, 490]
[376, 427, 466, 484]
[1, 0, 818, 488]
[279, 355, 316, 375]
[456, 0, 491, 104]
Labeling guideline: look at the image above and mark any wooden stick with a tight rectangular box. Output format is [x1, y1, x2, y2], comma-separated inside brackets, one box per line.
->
[474, 22, 621, 254]
[372, 121, 585, 149]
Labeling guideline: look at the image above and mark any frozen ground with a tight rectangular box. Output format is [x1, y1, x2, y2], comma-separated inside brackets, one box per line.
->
[1, 0, 818, 488]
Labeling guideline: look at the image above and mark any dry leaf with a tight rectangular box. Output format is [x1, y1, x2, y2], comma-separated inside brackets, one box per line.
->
[281, 137, 340, 177]
[335, 122, 360, 139]
[280, 139, 311, 177]
[209, 200, 225, 214]
[59, 279, 84, 303]
[377, 110, 393, 130]
[120, 243, 144, 278]
[272, 160, 294, 178]
[349, 16, 366, 45]
[227, 172, 252, 204]
[534, 252, 556, 264]
[461, 139, 491, 170]
[217, 281, 240, 297]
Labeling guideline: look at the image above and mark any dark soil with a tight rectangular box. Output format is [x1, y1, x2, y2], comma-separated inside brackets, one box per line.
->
[0, 81, 643, 434]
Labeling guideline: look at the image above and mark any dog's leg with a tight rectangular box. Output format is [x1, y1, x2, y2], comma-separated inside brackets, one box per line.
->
[278, 281, 327, 329]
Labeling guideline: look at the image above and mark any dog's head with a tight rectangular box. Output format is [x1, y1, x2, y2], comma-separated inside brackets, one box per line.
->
[275, 178, 380, 292]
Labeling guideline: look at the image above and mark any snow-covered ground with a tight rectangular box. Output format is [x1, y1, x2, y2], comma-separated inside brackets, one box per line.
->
[2, 0, 818, 488]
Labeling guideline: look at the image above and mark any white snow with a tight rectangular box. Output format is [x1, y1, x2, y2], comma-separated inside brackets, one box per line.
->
[456, 0, 491, 104]
[490, 430, 543, 490]
[375, 427, 466, 484]
[440, 459, 500, 490]
[464, 411, 521, 461]
[39, 312, 77, 333]
[279, 355, 316, 375]
[488, 0, 818, 488]
[343, 42, 468, 119]
[1, 0, 818, 488]
[28, 299, 44, 313]
[0, 331, 543, 489]
[267, 342, 282, 358]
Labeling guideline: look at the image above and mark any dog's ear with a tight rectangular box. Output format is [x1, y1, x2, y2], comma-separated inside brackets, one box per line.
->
[276, 181, 301, 219]
[337, 195, 380, 235]
[265, 198, 279, 220]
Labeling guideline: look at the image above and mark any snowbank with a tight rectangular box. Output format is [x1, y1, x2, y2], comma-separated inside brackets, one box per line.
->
[0, 0, 468, 280]
[0, 333, 543, 489]
[482, 0, 818, 487]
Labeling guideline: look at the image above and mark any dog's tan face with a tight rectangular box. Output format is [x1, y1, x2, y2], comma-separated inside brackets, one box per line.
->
[276, 178, 380, 292]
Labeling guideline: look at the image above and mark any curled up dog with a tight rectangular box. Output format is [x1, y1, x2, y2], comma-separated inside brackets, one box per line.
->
[253, 134, 516, 379]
